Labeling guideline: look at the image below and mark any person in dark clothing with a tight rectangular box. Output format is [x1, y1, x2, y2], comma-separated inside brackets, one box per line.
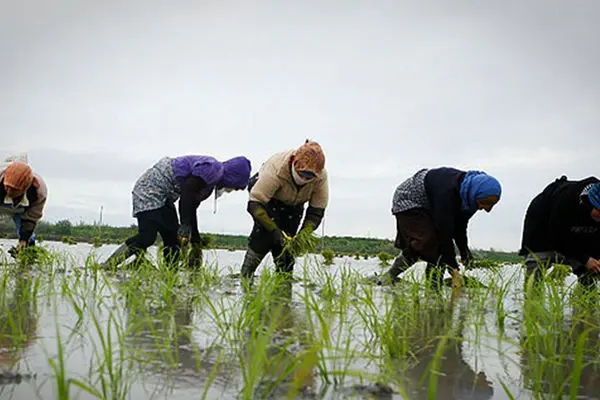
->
[240, 141, 329, 280]
[371, 167, 502, 287]
[519, 176, 600, 285]
[101, 155, 251, 269]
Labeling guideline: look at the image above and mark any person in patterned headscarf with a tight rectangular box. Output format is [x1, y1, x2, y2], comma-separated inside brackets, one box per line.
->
[371, 167, 501, 288]
[0, 161, 48, 256]
[101, 154, 251, 269]
[519, 176, 600, 286]
[240, 140, 329, 280]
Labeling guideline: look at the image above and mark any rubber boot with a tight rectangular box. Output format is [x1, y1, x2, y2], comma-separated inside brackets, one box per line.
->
[368, 254, 413, 285]
[240, 248, 266, 280]
[188, 243, 203, 270]
[100, 243, 134, 269]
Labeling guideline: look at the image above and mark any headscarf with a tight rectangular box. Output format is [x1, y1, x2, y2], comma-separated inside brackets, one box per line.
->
[220, 156, 252, 189]
[588, 183, 600, 209]
[293, 140, 325, 174]
[3, 162, 34, 194]
[460, 170, 502, 213]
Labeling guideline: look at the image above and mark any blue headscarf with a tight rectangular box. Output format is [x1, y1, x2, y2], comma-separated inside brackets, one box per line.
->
[460, 171, 502, 213]
[588, 183, 600, 209]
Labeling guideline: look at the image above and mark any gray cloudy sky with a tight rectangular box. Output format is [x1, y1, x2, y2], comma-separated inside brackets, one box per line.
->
[2, 0, 599, 251]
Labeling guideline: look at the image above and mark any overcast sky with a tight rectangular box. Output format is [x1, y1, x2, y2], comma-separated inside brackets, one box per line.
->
[2, 0, 599, 251]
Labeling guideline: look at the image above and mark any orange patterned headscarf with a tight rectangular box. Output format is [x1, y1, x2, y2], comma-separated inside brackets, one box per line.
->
[293, 140, 325, 174]
[4, 162, 34, 193]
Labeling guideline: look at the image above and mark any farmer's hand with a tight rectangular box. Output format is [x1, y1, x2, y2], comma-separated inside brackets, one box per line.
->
[177, 224, 192, 246]
[17, 240, 27, 250]
[585, 257, 600, 273]
[272, 228, 286, 248]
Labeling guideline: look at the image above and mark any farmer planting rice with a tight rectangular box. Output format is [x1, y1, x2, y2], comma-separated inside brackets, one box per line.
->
[371, 167, 502, 288]
[240, 140, 329, 279]
[101, 154, 251, 269]
[0, 160, 48, 257]
[519, 176, 600, 286]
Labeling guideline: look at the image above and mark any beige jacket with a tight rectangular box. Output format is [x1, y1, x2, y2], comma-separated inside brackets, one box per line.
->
[250, 150, 329, 208]
[0, 170, 48, 222]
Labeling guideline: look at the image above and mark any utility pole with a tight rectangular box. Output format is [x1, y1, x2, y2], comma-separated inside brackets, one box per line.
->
[98, 206, 104, 234]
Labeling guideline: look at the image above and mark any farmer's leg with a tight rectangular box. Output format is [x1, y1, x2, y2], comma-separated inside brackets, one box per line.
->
[157, 202, 181, 264]
[424, 263, 445, 291]
[12, 214, 36, 245]
[384, 212, 422, 280]
[271, 202, 304, 274]
[522, 251, 561, 284]
[241, 222, 270, 279]
[404, 210, 440, 265]
[101, 213, 159, 267]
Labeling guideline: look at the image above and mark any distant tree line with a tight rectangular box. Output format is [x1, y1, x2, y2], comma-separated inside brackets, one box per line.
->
[0, 216, 522, 262]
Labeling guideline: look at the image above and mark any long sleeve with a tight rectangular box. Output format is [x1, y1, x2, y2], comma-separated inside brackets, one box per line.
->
[178, 176, 207, 228]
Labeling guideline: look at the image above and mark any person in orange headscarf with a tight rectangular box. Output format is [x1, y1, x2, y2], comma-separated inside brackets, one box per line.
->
[0, 161, 48, 254]
[240, 140, 329, 279]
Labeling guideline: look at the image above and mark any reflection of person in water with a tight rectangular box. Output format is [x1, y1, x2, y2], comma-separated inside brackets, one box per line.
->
[390, 295, 494, 400]
[241, 276, 316, 398]
[0, 274, 38, 372]
[519, 289, 600, 398]
[118, 284, 209, 385]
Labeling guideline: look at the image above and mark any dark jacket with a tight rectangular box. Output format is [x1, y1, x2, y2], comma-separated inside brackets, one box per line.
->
[519, 176, 600, 264]
[424, 168, 476, 269]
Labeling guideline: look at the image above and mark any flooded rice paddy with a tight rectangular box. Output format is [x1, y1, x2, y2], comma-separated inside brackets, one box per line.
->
[0, 239, 599, 400]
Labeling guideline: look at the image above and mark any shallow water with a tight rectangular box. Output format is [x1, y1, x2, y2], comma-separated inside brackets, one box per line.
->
[0, 239, 598, 400]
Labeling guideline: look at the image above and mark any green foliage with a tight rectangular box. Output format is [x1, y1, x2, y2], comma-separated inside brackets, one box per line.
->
[377, 251, 394, 267]
[282, 229, 319, 257]
[61, 236, 77, 245]
[321, 249, 335, 266]
[92, 236, 103, 248]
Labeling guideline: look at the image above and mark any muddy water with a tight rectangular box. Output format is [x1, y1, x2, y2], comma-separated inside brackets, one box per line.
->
[0, 239, 597, 400]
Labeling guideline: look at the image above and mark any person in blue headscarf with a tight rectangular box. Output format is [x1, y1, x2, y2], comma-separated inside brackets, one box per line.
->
[370, 167, 502, 288]
[519, 176, 600, 286]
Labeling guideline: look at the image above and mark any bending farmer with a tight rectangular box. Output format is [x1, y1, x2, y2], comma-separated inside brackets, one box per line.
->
[374, 167, 501, 287]
[102, 155, 251, 268]
[240, 140, 329, 279]
[519, 176, 600, 286]
[0, 161, 48, 255]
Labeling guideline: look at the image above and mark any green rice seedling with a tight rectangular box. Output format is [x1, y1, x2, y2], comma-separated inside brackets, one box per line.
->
[281, 229, 319, 258]
[464, 258, 502, 271]
[321, 249, 335, 266]
[377, 251, 394, 268]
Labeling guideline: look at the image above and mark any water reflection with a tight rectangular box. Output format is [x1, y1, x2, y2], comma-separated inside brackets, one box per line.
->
[116, 276, 235, 396]
[0, 273, 38, 371]
[519, 288, 600, 399]
[241, 277, 317, 399]
[392, 293, 494, 400]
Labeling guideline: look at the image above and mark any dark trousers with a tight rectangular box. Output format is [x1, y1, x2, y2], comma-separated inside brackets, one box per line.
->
[524, 251, 600, 286]
[126, 203, 180, 261]
[394, 208, 442, 266]
[243, 199, 304, 275]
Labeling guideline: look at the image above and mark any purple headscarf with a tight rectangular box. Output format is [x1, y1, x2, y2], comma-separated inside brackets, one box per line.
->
[221, 156, 252, 189]
[171, 155, 224, 186]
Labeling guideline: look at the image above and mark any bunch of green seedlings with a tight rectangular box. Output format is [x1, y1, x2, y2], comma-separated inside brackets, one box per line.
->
[281, 229, 319, 258]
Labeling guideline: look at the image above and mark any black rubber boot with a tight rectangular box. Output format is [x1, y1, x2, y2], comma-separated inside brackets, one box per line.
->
[100, 243, 134, 269]
[240, 248, 266, 280]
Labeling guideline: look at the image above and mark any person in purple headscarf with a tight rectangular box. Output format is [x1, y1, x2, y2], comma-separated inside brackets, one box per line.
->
[101, 154, 251, 269]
